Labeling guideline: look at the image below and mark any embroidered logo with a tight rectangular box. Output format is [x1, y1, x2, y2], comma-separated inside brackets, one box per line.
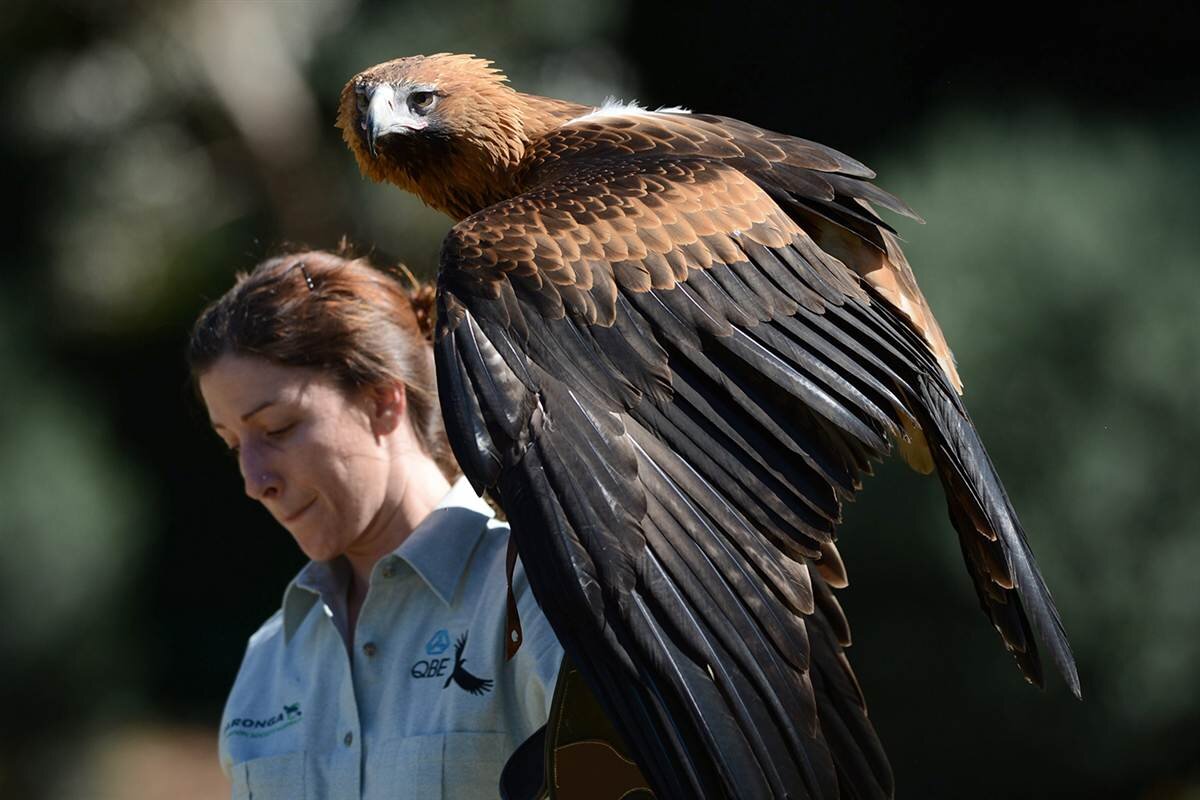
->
[443, 630, 493, 696]
[411, 629, 493, 694]
[224, 703, 303, 738]
[426, 629, 451, 655]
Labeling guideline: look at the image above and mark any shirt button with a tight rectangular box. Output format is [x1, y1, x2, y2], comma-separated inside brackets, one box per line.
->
[362, 642, 377, 657]
[343, 731, 354, 747]
[381, 562, 396, 579]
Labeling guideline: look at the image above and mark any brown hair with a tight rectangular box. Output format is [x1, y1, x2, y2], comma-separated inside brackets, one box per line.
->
[187, 248, 456, 478]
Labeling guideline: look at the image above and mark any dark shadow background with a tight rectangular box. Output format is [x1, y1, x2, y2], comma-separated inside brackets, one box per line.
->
[2, 1, 1198, 797]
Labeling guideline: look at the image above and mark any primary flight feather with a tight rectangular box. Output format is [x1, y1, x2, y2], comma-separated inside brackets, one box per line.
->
[337, 53, 1079, 800]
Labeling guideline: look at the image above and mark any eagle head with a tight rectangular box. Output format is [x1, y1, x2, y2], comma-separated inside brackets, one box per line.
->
[337, 53, 527, 218]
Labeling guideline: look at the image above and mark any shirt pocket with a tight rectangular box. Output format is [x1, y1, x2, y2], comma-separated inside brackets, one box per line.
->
[376, 735, 445, 798]
[375, 732, 511, 799]
[231, 750, 306, 800]
[443, 732, 511, 799]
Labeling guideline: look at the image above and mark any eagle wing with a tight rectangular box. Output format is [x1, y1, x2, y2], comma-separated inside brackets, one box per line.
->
[435, 122, 1076, 800]
[519, 111, 962, 394]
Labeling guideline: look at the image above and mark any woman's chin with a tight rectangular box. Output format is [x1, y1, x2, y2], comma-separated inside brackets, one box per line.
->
[289, 523, 346, 563]
[298, 541, 343, 563]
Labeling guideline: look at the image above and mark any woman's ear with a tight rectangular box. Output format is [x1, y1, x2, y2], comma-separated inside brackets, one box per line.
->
[369, 383, 407, 437]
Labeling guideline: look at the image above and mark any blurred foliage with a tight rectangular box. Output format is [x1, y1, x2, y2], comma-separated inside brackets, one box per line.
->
[0, 299, 145, 660]
[10, 0, 634, 340]
[1, 0, 1198, 798]
[835, 109, 1200, 797]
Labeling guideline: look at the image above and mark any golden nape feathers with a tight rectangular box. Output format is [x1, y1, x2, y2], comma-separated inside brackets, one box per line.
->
[337, 53, 586, 220]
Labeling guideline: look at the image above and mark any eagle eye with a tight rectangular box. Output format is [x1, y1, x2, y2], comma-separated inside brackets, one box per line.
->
[355, 87, 370, 114]
[408, 91, 436, 114]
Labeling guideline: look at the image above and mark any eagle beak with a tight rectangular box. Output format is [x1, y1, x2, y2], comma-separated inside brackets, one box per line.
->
[366, 85, 427, 157]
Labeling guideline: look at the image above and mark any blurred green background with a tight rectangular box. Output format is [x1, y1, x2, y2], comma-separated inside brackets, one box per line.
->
[2, 1, 1197, 798]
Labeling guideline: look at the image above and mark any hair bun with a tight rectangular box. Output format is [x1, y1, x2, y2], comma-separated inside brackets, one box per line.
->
[408, 281, 437, 341]
[391, 261, 437, 340]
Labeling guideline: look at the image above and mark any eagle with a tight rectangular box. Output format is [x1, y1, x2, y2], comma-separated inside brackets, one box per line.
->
[337, 53, 1079, 800]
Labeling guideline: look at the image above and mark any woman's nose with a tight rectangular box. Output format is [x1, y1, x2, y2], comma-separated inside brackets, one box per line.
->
[240, 446, 281, 500]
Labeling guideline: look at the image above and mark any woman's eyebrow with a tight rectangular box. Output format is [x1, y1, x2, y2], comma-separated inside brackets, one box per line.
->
[210, 400, 281, 432]
[240, 400, 277, 422]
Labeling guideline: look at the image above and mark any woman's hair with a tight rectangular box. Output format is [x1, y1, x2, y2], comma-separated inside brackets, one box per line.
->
[187, 247, 457, 478]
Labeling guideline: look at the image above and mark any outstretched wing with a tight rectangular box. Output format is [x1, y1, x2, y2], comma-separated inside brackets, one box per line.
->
[454, 665, 494, 696]
[443, 634, 466, 690]
[435, 133, 1076, 799]
[520, 110, 962, 393]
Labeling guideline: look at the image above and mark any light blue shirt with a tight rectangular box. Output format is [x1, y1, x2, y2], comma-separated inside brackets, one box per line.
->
[218, 478, 563, 799]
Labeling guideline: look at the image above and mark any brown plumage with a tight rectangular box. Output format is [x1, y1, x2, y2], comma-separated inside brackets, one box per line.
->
[339, 55, 960, 393]
[339, 54, 1078, 800]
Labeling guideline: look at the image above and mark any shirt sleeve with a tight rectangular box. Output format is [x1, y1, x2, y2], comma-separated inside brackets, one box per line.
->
[217, 642, 252, 780]
[216, 609, 287, 782]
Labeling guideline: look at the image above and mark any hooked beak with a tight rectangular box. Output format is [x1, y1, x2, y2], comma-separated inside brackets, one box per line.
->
[365, 85, 427, 157]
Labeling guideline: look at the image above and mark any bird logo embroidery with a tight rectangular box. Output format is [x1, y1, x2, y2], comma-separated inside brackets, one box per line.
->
[442, 630, 493, 696]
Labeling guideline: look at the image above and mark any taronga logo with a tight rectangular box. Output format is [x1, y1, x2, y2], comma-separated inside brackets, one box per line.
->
[426, 629, 451, 656]
[224, 703, 303, 738]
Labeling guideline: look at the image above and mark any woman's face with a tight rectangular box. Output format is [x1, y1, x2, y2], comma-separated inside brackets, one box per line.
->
[199, 354, 395, 562]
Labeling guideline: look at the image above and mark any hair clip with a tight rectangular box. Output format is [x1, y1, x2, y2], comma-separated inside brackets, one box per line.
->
[297, 261, 316, 291]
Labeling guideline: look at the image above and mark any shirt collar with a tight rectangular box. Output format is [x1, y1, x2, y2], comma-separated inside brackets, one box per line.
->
[281, 476, 494, 643]
[394, 476, 495, 606]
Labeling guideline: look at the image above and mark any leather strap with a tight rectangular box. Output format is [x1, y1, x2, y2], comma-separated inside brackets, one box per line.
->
[505, 532, 524, 661]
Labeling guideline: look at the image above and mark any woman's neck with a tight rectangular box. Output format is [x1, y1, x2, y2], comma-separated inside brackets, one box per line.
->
[343, 455, 453, 634]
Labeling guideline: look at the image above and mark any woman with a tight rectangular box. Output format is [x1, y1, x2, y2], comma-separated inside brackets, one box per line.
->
[189, 249, 562, 799]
